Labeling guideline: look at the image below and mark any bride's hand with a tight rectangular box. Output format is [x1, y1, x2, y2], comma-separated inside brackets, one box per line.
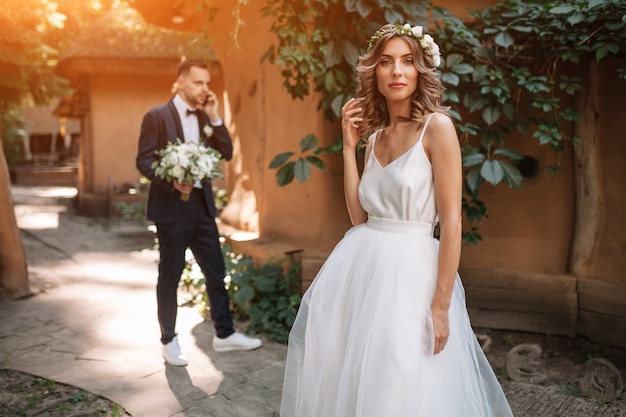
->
[431, 305, 450, 354]
[341, 98, 363, 151]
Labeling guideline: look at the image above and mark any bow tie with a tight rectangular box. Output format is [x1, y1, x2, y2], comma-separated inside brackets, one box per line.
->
[186, 108, 199, 117]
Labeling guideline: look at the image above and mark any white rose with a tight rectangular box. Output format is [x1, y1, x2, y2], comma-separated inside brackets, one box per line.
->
[181, 143, 196, 155]
[171, 165, 183, 178]
[403, 23, 411, 31]
[420, 34, 433, 49]
[200, 156, 214, 172]
[411, 26, 423, 37]
[433, 55, 441, 67]
[204, 124, 214, 137]
[178, 155, 190, 168]
[164, 153, 178, 165]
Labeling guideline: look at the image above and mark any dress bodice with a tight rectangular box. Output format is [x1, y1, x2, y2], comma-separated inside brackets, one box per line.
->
[357, 114, 437, 225]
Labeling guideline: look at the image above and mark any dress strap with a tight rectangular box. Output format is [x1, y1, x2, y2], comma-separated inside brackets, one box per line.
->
[417, 113, 436, 144]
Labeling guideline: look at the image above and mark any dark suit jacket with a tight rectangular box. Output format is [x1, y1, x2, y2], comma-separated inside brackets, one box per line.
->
[136, 99, 233, 224]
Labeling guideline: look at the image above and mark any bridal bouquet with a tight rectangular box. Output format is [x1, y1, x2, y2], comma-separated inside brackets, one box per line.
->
[152, 139, 223, 201]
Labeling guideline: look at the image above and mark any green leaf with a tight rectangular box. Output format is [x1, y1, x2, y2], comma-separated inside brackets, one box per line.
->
[482, 105, 501, 125]
[324, 70, 335, 91]
[446, 53, 464, 67]
[549, 5, 576, 14]
[268, 151, 294, 169]
[495, 32, 514, 48]
[384, 8, 403, 24]
[294, 158, 312, 183]
[299, 134, 317, 152]
[465, 166, 483, 195]
[452, 63, 474, 75]
[355, 0, 372, 17]
[331, 94, 345, 118]
[444, 90, 460, 103]
[442, 72, 460, 86]
[502, 102, 515, 119]
[463, 227, 483, 246]
[324, 40, 342, 67]
[344, 0, 357, 11]
[472, 65, 488, 83]
[481, 131, 498, 148]
[472, 46, 492, 60]
[567, 12, 585, 25]
[305, 155, 326, 170]
[342, 41, 360, 66]
[500, 160, 522, 189]
[494, 148, 523, 160]
[276, 161, 295, 186]
[510, 25, 533, 33]
[234, 286, 254, 306]
[481, 159, 504, 185]
[605, 21, 626, 31]
[462, 152, 485, 167]
[596, 45, 609, 61]
[252, 277, 276, 292]
[588, 0, 605, 8]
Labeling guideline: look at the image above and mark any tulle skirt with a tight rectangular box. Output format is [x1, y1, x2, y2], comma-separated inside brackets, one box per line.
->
[280, 218, 513, 417]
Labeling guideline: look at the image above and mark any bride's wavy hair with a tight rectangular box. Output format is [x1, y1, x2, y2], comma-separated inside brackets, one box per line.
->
[355, 24, 449, 140]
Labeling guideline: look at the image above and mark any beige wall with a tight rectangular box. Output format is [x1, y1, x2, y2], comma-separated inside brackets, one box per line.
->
[85, 73, 173, 193]
[209, 0, 504, 249]
[208, 0, 350, 248]
[460, 138, 576, 274]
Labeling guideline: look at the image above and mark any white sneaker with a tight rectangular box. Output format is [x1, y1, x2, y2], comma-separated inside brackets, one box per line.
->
[212, 332, 262, 352]
[162, 336, 188, 366]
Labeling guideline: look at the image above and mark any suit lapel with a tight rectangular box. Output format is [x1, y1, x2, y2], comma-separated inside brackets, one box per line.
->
[197, 112, 209, 145]
[167, 100, 184, 143]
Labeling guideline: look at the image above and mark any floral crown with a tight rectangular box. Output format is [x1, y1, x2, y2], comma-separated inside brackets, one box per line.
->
[367, 23, 442, 67]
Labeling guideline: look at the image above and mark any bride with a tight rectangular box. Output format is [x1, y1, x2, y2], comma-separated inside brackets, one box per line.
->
[280, 23, 513, 417]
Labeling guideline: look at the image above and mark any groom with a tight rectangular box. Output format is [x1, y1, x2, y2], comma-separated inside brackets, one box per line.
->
[136, 59, 261, 366]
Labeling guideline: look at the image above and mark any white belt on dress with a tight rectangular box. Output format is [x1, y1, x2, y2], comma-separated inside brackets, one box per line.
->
[366, 216, 434, 235]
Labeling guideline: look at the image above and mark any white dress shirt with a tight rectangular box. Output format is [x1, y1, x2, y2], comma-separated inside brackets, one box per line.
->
[173, 94, 200, 144]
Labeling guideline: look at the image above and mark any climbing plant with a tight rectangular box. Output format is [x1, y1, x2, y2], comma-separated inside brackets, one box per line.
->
[263, 0, 626, 244]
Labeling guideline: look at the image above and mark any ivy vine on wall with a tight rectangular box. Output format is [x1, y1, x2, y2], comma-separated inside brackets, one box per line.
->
[262, 0, 626, 244]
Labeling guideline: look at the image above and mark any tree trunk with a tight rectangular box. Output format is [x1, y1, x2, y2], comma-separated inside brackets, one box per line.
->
[570, 61, 604, 278]
[0, 119, 30, 299]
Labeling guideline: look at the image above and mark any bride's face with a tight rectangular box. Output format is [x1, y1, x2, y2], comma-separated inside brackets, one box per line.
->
[375, 37, 418, 104]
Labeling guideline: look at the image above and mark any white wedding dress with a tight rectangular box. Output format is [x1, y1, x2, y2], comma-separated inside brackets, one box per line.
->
[280, 114, 513, 417]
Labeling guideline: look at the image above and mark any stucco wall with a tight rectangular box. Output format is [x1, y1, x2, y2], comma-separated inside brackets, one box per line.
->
[87, 73, 171, 192]
[460, 141, 576, 274]
[209, 0, 350, 248]
[209, 0, 502, 249]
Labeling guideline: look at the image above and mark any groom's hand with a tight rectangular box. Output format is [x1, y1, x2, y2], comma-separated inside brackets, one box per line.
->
[173, 180, 193, 194]
[202, 90, 221, 124]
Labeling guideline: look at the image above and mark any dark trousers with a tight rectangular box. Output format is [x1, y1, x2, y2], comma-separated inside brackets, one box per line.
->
[155, 189, 234, 344]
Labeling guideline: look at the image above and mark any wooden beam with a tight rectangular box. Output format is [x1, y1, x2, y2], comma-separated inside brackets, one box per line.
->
[468, 308, 577, 336]
[460, 267, 576, 292]
[570, 61, 604, 278]
[466, 287, 577, 315]
[578, 310, 626, 349]
[578, 278, 626, 317]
